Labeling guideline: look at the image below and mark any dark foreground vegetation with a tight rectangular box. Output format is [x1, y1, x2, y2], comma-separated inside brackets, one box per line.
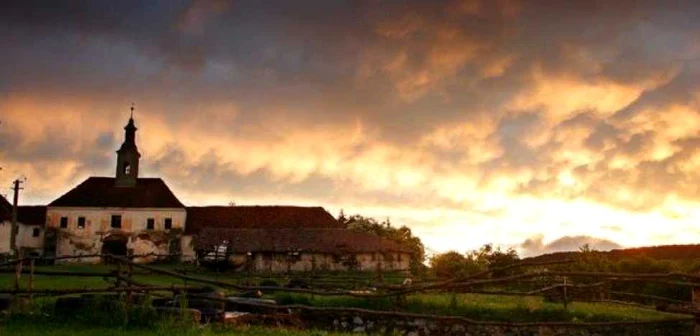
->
[1, 296, 351, 336]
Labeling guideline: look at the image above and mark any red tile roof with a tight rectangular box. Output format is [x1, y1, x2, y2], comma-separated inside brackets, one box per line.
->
[194, 228, 412, 254]
[49, 177, 185, 208]
[184, 206, 344, 234]
[17, 206, 47, 226]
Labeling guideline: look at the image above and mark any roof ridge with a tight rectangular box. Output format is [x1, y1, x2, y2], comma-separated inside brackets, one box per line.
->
[49, 176, 185, 208]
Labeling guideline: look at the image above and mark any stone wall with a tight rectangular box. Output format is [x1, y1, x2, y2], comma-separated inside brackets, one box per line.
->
[181, 235, 196, 262]
[354, 252, 410, 271]
[52, 229, 180, 263]
[298, 311, 696, 336]
[241, 252, 411, 272]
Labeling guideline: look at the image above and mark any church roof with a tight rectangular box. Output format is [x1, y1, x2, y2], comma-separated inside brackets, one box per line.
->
[184, 206, 344, 234]
[195, 228, 412, 254]
[49, 177, 185, 208]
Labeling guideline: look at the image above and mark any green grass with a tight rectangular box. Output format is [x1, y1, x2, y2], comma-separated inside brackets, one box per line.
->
[0, 263, 409, 290]
[0, 264, 198, 290]
[273, 292, 690, 323]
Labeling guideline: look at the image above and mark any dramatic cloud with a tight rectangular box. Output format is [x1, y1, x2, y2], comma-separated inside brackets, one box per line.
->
[2, 0, 700, 255]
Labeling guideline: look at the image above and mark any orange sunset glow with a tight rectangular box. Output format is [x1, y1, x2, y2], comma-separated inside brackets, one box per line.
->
[2, 0, 700, 257]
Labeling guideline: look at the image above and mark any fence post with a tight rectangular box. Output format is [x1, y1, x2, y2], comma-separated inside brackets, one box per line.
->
[116, 259, 124, 288]
[28, 258, 35, 300]
[124, 259, 134, 326]
[214, 247, 219, 279]
[13, 255, 23, 292]
[563, 277, 568, 311]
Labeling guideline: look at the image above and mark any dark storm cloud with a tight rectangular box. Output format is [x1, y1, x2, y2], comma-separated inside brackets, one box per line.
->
[3, 0, 700, 252]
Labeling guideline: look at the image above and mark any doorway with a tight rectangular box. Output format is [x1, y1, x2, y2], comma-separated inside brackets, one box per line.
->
[101, 235, 128, 263]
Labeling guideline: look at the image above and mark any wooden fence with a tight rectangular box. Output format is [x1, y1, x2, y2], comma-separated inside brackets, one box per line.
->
[1, 254, 698, 331]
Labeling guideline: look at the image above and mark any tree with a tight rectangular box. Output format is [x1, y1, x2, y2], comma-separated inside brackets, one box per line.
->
[429, 244, 520, 278]
[338, 209, 347, 225]
[344, 214, 426, 273]
[429, 251, 467, 278]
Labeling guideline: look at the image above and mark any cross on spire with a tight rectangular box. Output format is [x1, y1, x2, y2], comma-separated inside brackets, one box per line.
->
[130, 102, 135, 118]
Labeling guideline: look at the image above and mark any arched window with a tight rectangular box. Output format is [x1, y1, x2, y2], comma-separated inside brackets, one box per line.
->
[124, 162, 131, 175]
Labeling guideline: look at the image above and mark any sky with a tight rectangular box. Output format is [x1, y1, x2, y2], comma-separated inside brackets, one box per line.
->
[1, 0, 700, 257]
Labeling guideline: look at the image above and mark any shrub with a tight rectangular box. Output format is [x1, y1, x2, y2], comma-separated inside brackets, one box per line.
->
[259, 279, 279, 287]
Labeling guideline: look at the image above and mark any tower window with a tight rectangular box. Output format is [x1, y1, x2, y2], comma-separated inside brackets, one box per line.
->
[111, 215, 122, 229]
[32, 228, 40, 237]
[146, 218, 155, 230]
[77, 217, 86, 229]
[60, 217, 68, 229]
[124, 162, 131, 175]
[164, 218, 172, 230]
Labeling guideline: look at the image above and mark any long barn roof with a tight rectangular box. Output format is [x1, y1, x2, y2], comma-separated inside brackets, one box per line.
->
[185, 206, 343, 234]
[195, 228, 412, 254]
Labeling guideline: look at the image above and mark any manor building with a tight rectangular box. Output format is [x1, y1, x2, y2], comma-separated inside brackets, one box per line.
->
[45, 114, 188, 263]
[19, 111, 411, 272]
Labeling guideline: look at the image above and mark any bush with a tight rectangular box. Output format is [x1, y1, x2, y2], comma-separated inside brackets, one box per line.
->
[286, 279, 309, 289]
[259, 279, 280, 287]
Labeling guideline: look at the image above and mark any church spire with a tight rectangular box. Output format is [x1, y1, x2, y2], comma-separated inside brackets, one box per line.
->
[115, 104, 141, 187]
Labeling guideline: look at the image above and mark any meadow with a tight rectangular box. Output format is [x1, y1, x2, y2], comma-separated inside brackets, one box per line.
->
[0, 263, 688, 325]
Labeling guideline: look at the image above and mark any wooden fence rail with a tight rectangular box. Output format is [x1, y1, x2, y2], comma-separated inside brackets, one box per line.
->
[2, 254, 697, 316]
[0, 285, 203, 295]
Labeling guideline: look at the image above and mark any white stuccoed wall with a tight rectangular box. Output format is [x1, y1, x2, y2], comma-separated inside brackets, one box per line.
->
[0, 221, 10, 254]
[0, 220, 44, 255]
[17, 224, 44, 250]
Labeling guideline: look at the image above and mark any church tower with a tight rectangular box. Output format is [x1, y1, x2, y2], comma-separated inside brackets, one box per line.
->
[115, 105, 141, 187]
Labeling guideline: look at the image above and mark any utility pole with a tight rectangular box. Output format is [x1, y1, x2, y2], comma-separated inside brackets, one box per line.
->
[10, 178, 25, 257]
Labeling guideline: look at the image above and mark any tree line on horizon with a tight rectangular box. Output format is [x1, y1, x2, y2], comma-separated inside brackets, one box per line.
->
[342, 212, 700, 286]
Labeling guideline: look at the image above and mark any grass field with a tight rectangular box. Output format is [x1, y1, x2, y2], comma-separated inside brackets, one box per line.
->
[0, 263, 690, 325]
[274, 292, 687, 322]
[0, 263, 409, 290]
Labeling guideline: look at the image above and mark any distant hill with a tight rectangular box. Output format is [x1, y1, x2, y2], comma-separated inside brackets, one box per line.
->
[524, 244, 700, 264]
